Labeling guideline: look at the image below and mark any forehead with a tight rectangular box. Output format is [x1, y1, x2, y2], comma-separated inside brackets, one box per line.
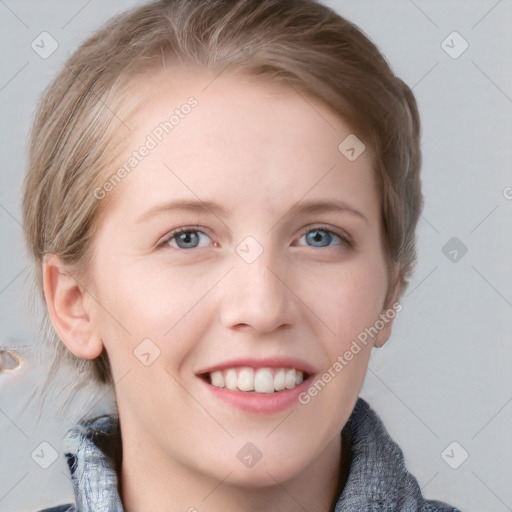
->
[99, 67, 380, 225]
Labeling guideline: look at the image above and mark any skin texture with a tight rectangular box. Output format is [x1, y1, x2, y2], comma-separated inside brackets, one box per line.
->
[43, 68, 399, 512]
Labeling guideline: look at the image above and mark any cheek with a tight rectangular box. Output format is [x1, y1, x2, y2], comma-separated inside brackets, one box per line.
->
[90, 262, 214, 363]
[298, 255, 389, 346]
[96, 260, 181, 323]
[298, 261, 387, 426]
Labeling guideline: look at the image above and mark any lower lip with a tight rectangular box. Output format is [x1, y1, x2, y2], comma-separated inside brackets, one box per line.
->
[199, 376, 313, 414]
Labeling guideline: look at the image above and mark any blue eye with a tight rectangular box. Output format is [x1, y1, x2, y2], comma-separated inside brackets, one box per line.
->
[160, 226, 349, 251]
[298, 228, 346, 248]
[165, 229, 211, 249]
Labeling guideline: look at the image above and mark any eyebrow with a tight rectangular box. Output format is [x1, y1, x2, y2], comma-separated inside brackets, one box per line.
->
[282, 199, 369, 225]
[136, 198, 369, 225]
[136, 199, 231, 224]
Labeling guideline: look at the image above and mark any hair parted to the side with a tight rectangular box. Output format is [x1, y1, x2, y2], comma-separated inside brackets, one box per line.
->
[22, 0, 423, 423]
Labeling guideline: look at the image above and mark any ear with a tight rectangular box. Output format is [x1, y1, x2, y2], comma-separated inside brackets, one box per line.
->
[42, 254, 103, 360]
[374, 265, 403, 348]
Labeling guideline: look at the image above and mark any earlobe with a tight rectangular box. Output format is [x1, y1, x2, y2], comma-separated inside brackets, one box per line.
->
[374, 323, 392, 348]
[374, 266, 403, 348]
[42, 254, 103, 360]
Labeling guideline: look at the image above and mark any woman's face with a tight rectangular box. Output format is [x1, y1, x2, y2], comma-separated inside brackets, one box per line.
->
[85, 68, 395, 486]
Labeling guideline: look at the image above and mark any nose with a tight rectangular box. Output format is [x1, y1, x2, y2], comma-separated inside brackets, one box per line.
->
[218, 247, 297, 335]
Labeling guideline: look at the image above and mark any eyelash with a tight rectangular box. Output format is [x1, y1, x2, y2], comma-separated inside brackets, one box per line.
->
[157, 225, 352, 250]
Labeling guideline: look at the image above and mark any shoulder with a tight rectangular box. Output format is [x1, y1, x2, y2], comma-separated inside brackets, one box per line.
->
[36, 505, 75, 512]
[424, 499, 463, 511]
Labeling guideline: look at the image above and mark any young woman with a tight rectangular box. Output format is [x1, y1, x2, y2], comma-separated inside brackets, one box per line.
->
[22, 1, 461, 510]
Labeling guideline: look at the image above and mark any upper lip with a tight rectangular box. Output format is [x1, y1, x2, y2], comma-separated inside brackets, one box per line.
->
[196, 357, 317, 377]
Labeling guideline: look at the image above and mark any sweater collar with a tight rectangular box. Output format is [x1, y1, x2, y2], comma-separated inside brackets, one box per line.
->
[336, 398, 430, 510]
[62, 398, 431, 511]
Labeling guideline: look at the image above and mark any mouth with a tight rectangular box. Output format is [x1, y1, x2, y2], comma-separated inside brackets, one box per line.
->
[195, 358, 316, 413]
[199, 366, 311, 394]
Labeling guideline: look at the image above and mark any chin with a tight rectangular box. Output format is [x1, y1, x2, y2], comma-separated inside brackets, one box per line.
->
[208, 454, 308, 489]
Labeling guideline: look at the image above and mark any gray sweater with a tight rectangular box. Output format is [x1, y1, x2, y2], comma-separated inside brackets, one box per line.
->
[37, 398, 461, 512]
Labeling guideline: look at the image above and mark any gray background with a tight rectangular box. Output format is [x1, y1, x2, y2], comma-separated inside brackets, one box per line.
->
[1, 1, 511, 511]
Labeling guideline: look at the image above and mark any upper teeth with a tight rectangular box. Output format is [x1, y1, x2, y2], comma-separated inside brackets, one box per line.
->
[209, 367, 304, 393]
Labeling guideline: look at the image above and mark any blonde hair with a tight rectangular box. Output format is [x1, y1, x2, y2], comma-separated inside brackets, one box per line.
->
[22, 0, 422, 422]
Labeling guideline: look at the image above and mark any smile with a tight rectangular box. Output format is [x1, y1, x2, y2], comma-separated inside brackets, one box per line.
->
[205, 367, 306, 393]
